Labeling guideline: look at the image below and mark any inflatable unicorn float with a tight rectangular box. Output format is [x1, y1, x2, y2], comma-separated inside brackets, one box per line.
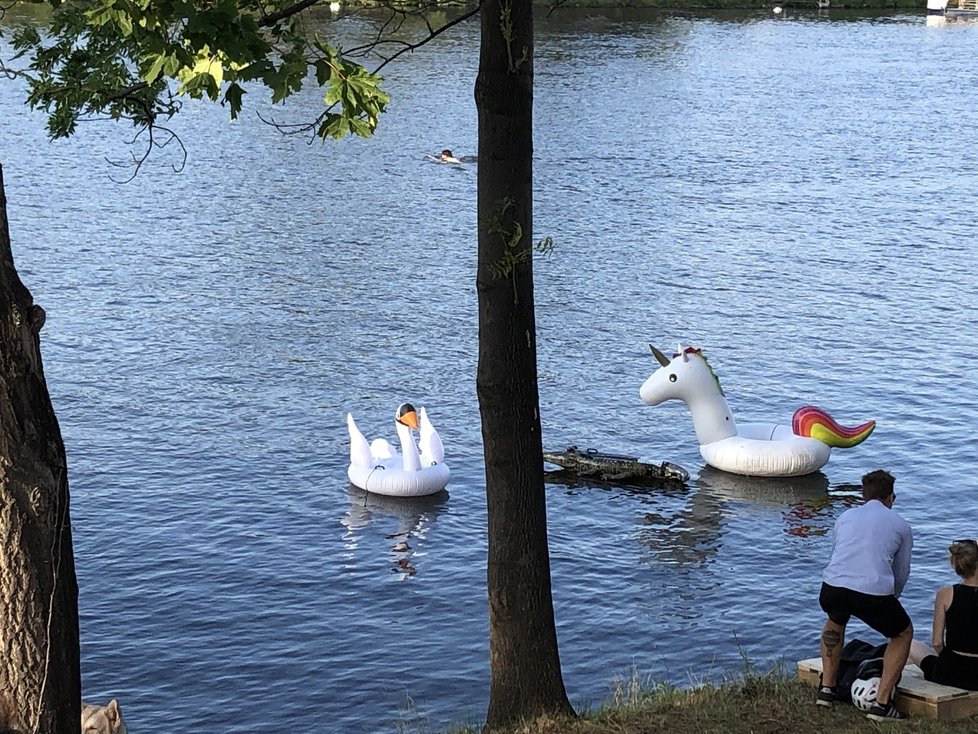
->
[347, 403, 450, 497]
[640, 345, 875, 477]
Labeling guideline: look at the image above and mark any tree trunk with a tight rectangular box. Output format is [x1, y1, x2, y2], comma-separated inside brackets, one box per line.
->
[475, 3, 574, 730]
[0, 164, 80, 733]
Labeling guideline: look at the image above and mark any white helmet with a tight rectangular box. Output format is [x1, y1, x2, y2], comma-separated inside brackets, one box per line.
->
[851, 676, 881, 712]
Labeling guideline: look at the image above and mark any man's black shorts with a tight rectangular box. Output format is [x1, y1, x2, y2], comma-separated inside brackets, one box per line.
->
[819, 582, 911, 639]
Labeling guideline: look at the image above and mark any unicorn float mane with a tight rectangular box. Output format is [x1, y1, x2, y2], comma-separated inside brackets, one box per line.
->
[682, 347, 725, 397]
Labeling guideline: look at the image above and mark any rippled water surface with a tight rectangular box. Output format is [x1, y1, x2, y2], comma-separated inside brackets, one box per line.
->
[2, 7, 978, 733]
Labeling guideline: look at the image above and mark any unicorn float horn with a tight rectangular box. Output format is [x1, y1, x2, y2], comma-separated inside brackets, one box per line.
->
[791, 405, 875, 448]
[650, 344, 671, 366]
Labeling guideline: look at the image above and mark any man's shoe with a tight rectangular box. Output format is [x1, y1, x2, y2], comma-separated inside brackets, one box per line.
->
[866, 700, 908, 721]
[815, 686, 835, 707]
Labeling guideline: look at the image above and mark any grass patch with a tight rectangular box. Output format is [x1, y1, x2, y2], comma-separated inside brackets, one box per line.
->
[470, 673, 978, 734]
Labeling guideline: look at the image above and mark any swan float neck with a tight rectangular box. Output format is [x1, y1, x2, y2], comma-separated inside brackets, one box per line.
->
[396, 404, 422, 473]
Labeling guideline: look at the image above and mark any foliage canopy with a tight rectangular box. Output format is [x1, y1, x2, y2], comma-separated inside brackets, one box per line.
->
[6, 0, 392, 142]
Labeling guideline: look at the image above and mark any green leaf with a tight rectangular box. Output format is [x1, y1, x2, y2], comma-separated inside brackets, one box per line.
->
[142, 53, 168, 84]
[164, 54, 182, 77]
[223, 82, 245, 120]
[116, 13, 133, 37]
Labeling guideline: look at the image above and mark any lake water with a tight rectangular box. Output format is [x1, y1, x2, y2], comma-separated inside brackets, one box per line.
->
[2, 6, 978, 733]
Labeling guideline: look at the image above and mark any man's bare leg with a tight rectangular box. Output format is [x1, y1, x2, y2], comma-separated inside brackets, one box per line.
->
[877, 624, 913, 705]
[820, 619, 846, 688]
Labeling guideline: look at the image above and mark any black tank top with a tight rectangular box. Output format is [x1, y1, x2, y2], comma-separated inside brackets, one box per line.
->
[945, 584, 978, 654]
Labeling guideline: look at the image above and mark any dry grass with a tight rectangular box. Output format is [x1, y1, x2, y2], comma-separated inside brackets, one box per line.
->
[475, 675, 978, 734]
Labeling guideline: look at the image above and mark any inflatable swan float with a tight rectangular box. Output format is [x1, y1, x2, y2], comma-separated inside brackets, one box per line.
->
[639, 345, 875, 477]
[347, 403, 450, 496]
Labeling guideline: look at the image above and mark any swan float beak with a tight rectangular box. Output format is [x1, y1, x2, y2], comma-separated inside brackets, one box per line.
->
[396, 403, 420, 430]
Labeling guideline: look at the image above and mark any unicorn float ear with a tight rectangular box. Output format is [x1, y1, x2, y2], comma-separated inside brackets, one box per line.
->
[650, 345, 670, 367]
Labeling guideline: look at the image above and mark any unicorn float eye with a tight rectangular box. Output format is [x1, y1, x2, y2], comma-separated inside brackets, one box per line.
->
[669, 374, 677, 382]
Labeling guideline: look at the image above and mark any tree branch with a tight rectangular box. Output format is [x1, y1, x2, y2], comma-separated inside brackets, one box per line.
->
[101, 81, 150, 104]
[347, 3, 482, 74]
[0, 58, 31, 82]
[259, 0, 326, 27]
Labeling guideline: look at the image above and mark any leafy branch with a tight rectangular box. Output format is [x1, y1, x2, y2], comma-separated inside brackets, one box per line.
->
[487, 198, 554, 304]
[2, 0, 478, 171]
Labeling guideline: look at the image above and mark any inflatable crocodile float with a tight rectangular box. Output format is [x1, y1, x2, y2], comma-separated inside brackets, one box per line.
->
[543, 446, 689, 484]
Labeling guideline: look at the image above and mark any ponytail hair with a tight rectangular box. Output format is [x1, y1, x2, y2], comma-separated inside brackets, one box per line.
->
[949, 540, 978, 578]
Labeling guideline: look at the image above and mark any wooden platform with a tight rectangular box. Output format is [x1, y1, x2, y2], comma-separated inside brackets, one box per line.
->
[798, 657, 978, 721]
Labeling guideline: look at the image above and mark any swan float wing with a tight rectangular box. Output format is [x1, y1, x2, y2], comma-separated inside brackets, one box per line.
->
[418, 407, 445, 465]
[347, 413, 376, 469]
[370, 438, 395, 460]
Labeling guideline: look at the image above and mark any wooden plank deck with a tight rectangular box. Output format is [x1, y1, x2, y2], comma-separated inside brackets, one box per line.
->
[798, 657, 978, 721]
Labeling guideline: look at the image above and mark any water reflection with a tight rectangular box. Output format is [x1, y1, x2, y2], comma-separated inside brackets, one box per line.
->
[697, 465, 828, 502]
[634, 477, 721, 568]
[341, 487, 449, 578]
[698, 466, 845, 539]
[928, 12, 978, 24]
[643, 468, 864, 564]
[550, 467, 861, 567]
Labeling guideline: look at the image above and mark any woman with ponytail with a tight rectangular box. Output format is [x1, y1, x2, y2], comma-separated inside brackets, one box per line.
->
[909, 540, 978, 689]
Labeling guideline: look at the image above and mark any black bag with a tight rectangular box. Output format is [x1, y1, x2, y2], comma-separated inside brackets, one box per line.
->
[835, 638, 888, 704]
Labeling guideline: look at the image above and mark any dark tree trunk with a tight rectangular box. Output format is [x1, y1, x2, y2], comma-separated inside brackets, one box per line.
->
[475, 3, 574, 730]
[0, 165, 80, 733]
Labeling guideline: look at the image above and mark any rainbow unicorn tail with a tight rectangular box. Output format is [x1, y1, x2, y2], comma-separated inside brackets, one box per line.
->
[792, 405, 875, 449]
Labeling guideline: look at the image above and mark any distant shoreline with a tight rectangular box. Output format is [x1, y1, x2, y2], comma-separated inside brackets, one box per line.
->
[0, 0, 934, 22]
[535, 1, 924, 10]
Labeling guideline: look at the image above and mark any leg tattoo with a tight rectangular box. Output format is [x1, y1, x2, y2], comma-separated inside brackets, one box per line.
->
[821, 628, 842, 652]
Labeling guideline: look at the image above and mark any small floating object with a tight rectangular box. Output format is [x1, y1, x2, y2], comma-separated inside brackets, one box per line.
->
[773, 5, 784, 13]
[639, 344, 875, 477]
[543, 445, 689, 484]
[347, 403, 450, 497]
